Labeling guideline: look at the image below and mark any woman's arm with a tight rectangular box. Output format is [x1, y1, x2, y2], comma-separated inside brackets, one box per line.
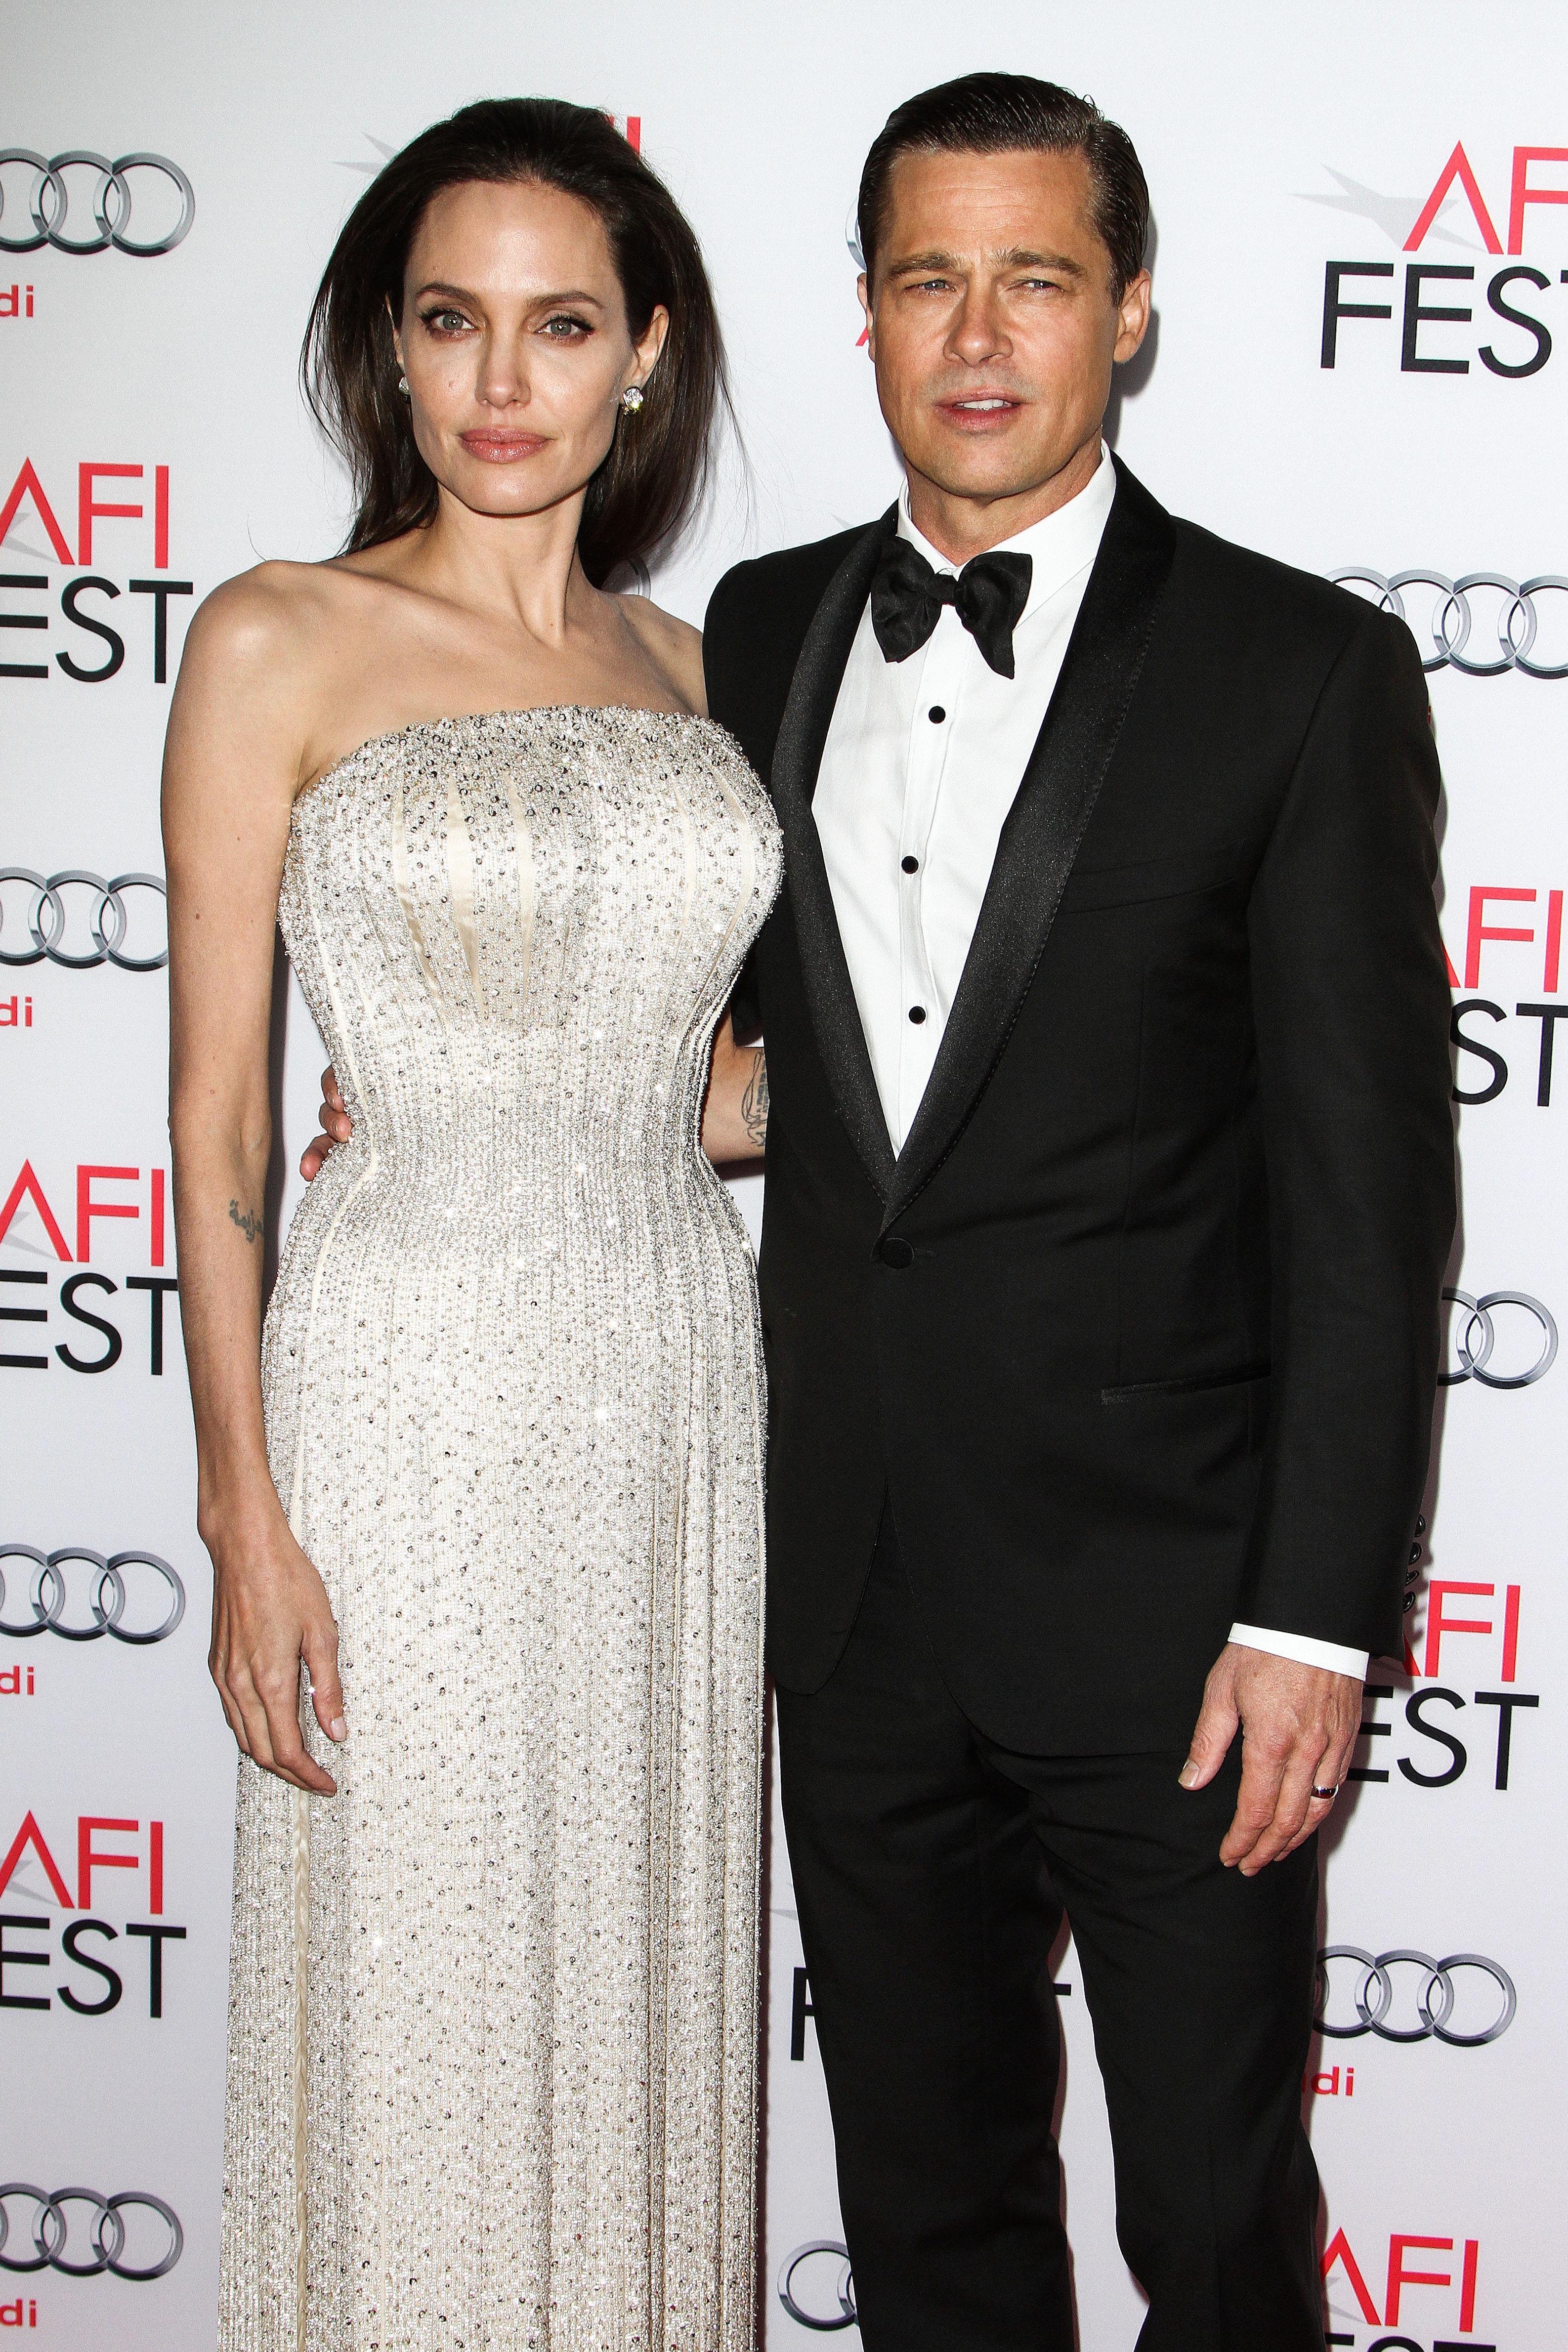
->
[702, 1016, 767, 1166]
[163, 575, 344, 1794]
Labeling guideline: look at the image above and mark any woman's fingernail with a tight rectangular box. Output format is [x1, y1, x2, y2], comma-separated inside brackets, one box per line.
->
[330, 1717, 347, 1743]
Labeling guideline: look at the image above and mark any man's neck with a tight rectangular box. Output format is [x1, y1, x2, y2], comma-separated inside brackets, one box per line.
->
[903, 432, 1105, 567]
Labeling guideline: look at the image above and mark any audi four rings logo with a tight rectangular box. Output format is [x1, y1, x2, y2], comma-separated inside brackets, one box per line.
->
[0, 2184, 182, 2280]
[1441, 1288, 1558, 1388]
[779, 2242, 857, 2332]
[0, 152, 194, 256]
[0, 871, 166, 969]
[1332, 568, 1568, 677]
[0, 1547, 186, 1643]
[1315, 1948, 1517, 2046]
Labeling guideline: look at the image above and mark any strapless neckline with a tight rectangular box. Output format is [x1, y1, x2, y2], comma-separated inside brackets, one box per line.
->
[299, 704, 734, 810]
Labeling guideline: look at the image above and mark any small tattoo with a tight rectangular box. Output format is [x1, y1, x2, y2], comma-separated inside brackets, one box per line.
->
[229, 1199, 260, 1243]
[740, 1050, 769, 1150]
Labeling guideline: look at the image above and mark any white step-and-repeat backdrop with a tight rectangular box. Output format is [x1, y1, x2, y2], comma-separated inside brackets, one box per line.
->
[3, 2, 1565, 2344]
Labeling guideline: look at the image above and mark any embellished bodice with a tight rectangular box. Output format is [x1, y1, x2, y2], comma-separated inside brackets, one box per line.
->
[276, 706, 781, 1214]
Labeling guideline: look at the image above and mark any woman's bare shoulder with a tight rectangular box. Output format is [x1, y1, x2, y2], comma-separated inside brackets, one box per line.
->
[180, 558, 371, 679]
[616, 592, 706, 715]
[175, 557, 417, 736]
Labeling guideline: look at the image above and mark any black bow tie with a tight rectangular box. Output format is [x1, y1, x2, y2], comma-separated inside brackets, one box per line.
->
[870, 537, 1033, 679]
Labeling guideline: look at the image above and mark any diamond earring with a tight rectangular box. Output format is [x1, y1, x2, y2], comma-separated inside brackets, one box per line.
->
[621, 384, 644, 414]
[397, 375, 410, 396]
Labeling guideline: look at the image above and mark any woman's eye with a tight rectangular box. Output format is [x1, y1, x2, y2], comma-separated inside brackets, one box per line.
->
[542, 314, 591, 338]
[420, 309, 472, 335]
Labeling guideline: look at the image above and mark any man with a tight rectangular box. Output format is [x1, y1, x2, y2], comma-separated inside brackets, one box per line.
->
[309, 72, 1455, 2350]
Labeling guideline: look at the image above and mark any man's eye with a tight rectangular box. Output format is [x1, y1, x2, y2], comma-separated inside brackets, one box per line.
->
[914, 278, 954, 294]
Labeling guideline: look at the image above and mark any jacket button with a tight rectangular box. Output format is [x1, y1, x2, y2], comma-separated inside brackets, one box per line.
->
[878, 1235, 915, 1269]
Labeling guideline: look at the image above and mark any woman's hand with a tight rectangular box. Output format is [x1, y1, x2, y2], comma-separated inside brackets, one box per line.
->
[205, 1496, 346, 1794]
[301, 1064, 351, 1180]
[702, 1022, 768, 1167]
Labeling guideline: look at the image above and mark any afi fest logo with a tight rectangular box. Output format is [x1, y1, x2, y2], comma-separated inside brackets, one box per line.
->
[1439, 884, 1568, 1110]
[1312, 137, 1568, 378]
[1352, 1502, 1542, 1800]
[0, 1157, 177, 1377]
[0, 459, 192, 684]
[1322, 2225, 1487, 2349]
[0, 1809, 186, 2021]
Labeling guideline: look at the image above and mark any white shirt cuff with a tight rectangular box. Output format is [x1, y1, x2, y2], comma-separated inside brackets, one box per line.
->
[1228, 1623, 1369, 1679]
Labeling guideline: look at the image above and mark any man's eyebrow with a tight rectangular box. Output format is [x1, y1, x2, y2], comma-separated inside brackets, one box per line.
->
[883, 247, 1089, 279]
[994, 246, 1087, 277]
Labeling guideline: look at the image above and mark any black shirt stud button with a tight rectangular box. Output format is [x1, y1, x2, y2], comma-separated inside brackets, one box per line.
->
[879, 1235, 915, 1270]
[928, 706, 946, 723]
[908, 1005, 927, 1024]
[901, 855, 919, 875]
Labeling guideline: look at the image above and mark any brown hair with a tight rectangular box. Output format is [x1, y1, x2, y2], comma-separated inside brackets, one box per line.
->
[302, 97, 728, 585]
[857, 72, 1149, 298]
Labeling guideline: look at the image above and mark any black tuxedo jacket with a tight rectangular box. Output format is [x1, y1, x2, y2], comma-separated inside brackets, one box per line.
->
[704, 458, 1456, 1753]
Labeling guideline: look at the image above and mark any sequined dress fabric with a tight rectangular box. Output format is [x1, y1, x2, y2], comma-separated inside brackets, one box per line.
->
[221, 708, 781, 2352]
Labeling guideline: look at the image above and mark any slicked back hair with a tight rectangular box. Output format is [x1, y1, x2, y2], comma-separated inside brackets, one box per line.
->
[857, 72, 1149, 297]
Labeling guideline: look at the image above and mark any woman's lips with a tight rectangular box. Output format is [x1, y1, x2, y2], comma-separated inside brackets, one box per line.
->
[460, 430, 549, 462]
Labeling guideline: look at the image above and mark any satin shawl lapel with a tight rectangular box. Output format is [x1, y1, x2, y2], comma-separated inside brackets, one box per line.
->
[884, 460, 1178, 1232]
[770, 505, 900, 1202]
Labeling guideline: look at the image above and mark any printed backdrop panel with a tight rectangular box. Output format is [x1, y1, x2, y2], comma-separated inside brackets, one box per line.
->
[2, 2, 1564, 2346]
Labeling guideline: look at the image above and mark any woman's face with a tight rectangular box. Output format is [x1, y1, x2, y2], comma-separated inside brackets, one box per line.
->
[392, 176, 666, 527]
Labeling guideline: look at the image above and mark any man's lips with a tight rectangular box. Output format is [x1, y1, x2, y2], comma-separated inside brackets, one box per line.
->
[459, 429, 549, 462]
[935, 394, 1026, 430]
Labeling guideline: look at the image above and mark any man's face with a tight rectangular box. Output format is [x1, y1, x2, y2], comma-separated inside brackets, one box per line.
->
[861, 146, 1150, 511]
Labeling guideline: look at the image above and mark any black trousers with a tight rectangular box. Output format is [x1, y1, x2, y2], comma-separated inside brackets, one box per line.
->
[774, 1512, 1325, 2352]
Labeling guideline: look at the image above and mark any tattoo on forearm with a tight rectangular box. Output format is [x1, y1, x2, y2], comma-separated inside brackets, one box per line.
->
[740, 1050, 769, 1151]
[229, 1199, 260, 1244]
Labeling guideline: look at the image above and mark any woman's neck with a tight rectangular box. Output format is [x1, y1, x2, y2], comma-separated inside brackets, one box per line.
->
[396, 482, 597, 644]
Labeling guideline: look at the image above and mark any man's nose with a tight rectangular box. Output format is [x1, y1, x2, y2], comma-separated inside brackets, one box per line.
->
[947, 288, 1011, 367]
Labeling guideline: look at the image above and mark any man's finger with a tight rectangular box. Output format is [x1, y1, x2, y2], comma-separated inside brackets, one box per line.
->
[1235, 1751, 1320, 1876]
[1180, 1685, 1240, 1792]
[1278, 1790, 1339, 1859]
[1276, 1735, 1358, 1858]
[1220, 1740, 1290, 1867]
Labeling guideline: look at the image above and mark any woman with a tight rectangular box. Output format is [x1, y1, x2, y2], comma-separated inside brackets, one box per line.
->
[164, 99, 776, 2351]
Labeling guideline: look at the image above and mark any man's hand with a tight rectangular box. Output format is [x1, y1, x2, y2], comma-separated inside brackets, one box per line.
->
[300, 1064, 350, 1180]
[1180, 1642, 1362, 1875]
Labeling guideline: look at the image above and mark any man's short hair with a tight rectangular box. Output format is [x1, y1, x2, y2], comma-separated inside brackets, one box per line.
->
[857, 72, 1150, 297]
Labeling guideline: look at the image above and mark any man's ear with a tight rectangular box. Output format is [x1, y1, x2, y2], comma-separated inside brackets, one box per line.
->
[1112, 269, 1152, 366]
[857, 270, 875, 360]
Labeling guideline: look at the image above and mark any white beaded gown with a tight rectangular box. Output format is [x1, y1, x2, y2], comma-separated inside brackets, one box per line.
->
[220, 707, 781, 2352]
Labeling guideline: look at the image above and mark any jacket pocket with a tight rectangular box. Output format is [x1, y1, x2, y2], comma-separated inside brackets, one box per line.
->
[1101, 1361, 1271, 1405]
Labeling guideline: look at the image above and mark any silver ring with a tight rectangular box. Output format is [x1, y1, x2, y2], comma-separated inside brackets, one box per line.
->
[1312, 1784, 1340, 1801]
